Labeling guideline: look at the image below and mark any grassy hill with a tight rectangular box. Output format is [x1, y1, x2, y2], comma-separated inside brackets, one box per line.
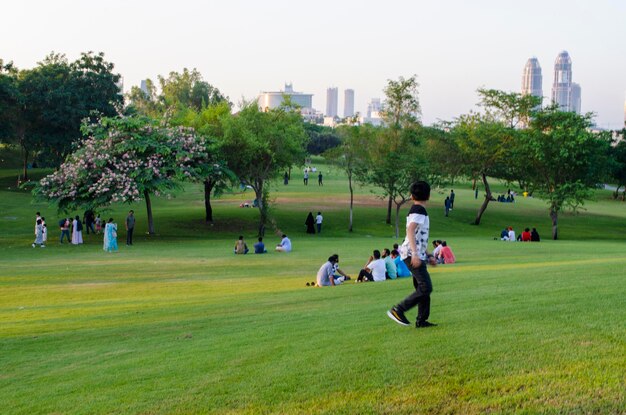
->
[1, 164, 625, 414]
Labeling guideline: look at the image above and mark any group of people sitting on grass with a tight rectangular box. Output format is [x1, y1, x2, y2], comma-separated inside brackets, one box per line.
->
[311, 241, 456, 287]
[499, 226, 540, 242]
[431, 240, 456, 264]
[233, 234, 292, 254]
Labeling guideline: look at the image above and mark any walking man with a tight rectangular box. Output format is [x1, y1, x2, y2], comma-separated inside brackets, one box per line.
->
[387, 181, 438, 328]
[449, 189, 455, 209]
[318, 172, 323, 186]
[315, 211, 323, 234]
[125, 210, 135, 246]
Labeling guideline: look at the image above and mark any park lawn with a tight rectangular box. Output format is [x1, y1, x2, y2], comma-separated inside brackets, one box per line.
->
[1, 166, 626, 414]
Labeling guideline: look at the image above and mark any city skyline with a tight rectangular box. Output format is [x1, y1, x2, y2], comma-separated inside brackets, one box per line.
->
[2, 0, 625, 128]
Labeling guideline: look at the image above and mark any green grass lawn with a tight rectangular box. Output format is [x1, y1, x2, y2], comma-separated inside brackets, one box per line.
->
[1, 165, 625, 414]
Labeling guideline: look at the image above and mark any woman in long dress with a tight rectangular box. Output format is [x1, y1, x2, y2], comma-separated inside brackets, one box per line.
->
[103, 218, 118, 252]
[72, 215, 83, 245]
[305, 212, 315, 234]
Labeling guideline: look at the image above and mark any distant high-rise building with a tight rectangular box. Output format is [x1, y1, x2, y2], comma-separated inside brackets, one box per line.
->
[551, 51, 573, 111]
[140, 79, 149, 95]
[326, 87, 338, 117]
[258, 83, 313, 111]
[522, 57, 543, 101]
[366, 98, 382, 118]
[570, 83, 581, 114]
[344, 89, 355, 118]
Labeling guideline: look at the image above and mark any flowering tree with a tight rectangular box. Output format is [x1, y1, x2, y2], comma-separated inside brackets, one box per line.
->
[35, 116, 209, 234]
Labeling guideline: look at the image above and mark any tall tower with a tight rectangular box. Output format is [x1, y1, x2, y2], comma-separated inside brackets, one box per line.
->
[570, 83, 581, 114]
[522, 57, 543, 101]
[551, 51, 572, 111]
[344, 89, 355, 118]
[326, 87, 338, 117]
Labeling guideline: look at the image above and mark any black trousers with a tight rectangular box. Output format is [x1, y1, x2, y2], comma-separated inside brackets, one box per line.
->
[126, 227, 134, 245]
[357, 269, 373, 282]
[396, 259, 432, 324]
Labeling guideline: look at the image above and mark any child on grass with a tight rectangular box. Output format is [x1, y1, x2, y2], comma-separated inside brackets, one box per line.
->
[387, 181, 438, 328]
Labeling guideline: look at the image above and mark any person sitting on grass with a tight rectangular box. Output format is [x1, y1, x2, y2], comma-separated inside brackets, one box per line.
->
[234, 235, 249, 254]
[316, 256, 345, 286]
[356, 250, 387, 282]
[391, 249, 411, 277]
[521, 228, 532, 242]
[382, 248, 397, 279]
[531, 227, 541, 242]
[254, 237, 267, 254]
[439, 241, 456, 264]
[275, 234, 292, 253]
[432, 240, 443, 264]
[330, 254, 351, 281]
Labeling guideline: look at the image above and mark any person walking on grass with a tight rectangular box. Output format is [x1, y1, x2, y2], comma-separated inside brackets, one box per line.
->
[315, 211, 323, 234]
[72, 215, 83, 245]
[103, 218, 118, 252]
[60, 217, 71, 244]
[125, 210, 135, 246]
[32, 219, 45, 248]
[387, 181, 438, 328]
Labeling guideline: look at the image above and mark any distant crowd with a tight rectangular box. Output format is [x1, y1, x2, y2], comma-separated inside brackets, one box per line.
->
[499, 226, 540, 242]
[32, 210, 137, 252]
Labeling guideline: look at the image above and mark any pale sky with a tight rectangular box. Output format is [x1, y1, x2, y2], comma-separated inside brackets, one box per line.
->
[2, 0, 626, 128]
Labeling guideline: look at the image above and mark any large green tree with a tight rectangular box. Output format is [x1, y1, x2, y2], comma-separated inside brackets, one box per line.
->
[377, 74, 422, 224]
[521, 108, 612, 239]
[325, 123, 373, 232]
[0, 52, 122, 178]
[609, 138, 626, 200]
[221, 102, 307, 236]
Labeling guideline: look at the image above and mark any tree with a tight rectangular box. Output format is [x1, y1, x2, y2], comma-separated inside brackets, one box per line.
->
[477, 88, 541, 128]
[34, 116, 209, 234]
[221, 102, 307, 236]
[377, 74, 422, 224]
[159, 68, 229, 114]
[0, 52, 123, 178]
[521, 108, 612, 239]
[304, 123, 341, 155]
[170, 101, 237, 223]
[452, 113, 514, 225]
[609, 139, 626, 200]
[325, 124, 373, 232]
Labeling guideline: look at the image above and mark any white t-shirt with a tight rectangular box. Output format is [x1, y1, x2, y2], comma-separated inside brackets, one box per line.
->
[508, 230, 516, 241]
[400, 204, 430, 260]
[316, 214, 323, 224]
[367, 259, 387, 282]
[280, 237, 292, 252]
[433, 244, 442, 258]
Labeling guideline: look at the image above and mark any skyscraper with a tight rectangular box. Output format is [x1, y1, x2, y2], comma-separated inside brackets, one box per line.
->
[570, 83, 581, 114]
[326, 87, 338, 117]
[344, 89, 355, 118]
[521, 57, 542, 100]
[551, 51, 573, 111]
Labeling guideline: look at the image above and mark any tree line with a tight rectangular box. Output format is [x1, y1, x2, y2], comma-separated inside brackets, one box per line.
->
[2, 51, 625, 239]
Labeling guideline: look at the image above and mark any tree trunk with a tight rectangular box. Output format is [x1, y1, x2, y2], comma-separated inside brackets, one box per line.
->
[472, 177, 476, 190]
[612, 185, 621, 200]
[21, 145, 29, 181]
[348, 172, 354, 232]
[144, 190, 155, 234]
[394, 202, 402, 239]
[474, 173, 494, 225]
[204, 179, 215, 222]
[550, 208, 558, 240]
[386, 195, 392, 224]
[255, 184, 267, 237]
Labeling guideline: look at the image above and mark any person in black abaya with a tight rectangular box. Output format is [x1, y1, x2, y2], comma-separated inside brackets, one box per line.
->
[305, 212, 316, 234]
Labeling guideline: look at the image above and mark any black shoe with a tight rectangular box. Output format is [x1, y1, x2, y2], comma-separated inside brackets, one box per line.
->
[416, 321, 437, 328]
[344, 276, 351, 280]
[306, 282, 310, 286]
[387, 307, 410, 326]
